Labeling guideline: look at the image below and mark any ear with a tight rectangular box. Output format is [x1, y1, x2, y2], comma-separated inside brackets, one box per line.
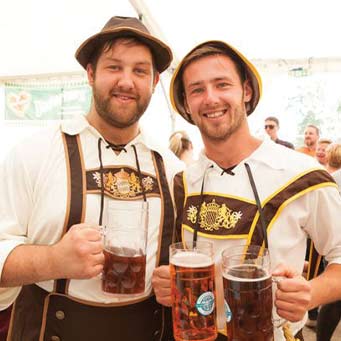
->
[86, 63, 95, 86]
[184, 94, 191, 115]
[243, 79, 253, 103]
[152, 71, 160, 91]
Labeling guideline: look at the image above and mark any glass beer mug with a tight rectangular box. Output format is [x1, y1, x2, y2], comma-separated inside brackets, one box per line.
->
[170, 241, 217, 341]
[102, 201, 148, 295]
[221, 245, 274, 341]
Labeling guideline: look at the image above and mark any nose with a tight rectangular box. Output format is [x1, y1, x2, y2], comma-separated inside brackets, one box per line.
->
[116, 70, 134, 90]
[203, 86, 219, 106]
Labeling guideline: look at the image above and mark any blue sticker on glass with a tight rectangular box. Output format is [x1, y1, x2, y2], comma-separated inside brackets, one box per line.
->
[224, 300, 232, 322]
[196, 292, 215, 316]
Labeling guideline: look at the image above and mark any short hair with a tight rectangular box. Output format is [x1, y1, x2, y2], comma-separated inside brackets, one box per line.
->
[317, 138, 332, 145]
[169, 131, 193, 159]
[88, 37, 157, 76]
[306, 124, 320, 136]
[178, 43, 247, 103]
[327, 143, 341, 169]
[180, 43, 247, 83]
[265, 116, 279, 126]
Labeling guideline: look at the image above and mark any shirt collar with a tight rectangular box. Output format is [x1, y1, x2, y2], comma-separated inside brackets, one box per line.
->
[60, 115, 164, 154]
[188, 139, 286, 184]
[246, 139, 287, 170]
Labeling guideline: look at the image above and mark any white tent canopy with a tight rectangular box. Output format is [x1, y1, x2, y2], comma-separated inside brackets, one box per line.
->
[2, 0, 341, 77]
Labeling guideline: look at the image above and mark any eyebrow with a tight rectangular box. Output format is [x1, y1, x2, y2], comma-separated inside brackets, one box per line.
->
[103, 57, 152, 66]
[186, 76, 231, 89]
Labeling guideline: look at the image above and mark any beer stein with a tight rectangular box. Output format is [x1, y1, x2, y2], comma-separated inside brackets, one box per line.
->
[170, 241, 217, 341]
[101, 201, 148, 295]
[221, 245, 274, 341]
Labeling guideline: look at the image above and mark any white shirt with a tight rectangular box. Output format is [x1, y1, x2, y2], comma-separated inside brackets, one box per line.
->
[180, 140, 341, 339]
[0, 115, 183, 309]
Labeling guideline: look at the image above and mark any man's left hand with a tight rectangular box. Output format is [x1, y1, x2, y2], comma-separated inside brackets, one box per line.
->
[272, 264, 312, 322]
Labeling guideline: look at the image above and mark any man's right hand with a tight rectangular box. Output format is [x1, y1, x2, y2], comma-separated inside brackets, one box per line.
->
[152, 265, 172, 307]
[51, 224, 104, 279]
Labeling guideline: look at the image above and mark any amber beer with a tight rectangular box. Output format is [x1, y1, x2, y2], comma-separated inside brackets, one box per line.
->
[170, 242, 217, 341]
[102, 202, 149, 295]
[222, 246, 274, 341]
[223, 264, 273, 341]
[102, 246, 146, 294]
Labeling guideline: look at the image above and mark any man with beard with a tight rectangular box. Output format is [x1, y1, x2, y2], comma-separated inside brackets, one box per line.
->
[152, 41, 341, 340]
[0, 17, 181, 341]
[297, 124, 320, 157]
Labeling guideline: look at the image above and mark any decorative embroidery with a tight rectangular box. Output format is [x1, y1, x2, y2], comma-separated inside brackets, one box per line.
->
[186, 199, 242, 231]
[92, 168, 154, 198]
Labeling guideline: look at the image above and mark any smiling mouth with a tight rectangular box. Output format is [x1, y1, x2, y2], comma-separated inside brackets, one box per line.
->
[112, 93, 136, 101]
[203, 110, 227, 118]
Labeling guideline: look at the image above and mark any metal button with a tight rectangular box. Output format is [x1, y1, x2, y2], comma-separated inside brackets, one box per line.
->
[153, 330, 160, 338]
[50, 336, 60, 341]
[153, 309, 160, 317]
[55, 310, 65, 320]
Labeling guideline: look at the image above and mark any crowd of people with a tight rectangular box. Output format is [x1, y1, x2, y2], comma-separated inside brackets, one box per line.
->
[1, 15, 341, 341]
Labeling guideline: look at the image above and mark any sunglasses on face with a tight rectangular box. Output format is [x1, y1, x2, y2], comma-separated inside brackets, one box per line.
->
[264, 124, 275, 130]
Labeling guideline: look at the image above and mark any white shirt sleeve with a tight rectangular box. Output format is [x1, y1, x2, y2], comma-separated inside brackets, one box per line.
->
[0, 147, 33, 308]
[303, 185, 341, 264]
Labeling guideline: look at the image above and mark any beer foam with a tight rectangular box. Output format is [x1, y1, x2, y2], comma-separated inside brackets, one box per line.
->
[171, 251, 213, 268]
[223, 265, 270, 282]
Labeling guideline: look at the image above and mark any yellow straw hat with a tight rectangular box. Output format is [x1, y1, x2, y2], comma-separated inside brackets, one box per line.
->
[170, 40, 262, 124]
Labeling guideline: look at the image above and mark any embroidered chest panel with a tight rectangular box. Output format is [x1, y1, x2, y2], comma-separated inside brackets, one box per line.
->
[181, 169, 336, 242]
[86, 166, 160, 200]
[184, 194, 258, 237]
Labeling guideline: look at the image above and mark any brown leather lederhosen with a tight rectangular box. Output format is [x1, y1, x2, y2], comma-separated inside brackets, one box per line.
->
[7, 133, 175, 341]
[173, 167, 337, 341]
[306, 239, 323, 281]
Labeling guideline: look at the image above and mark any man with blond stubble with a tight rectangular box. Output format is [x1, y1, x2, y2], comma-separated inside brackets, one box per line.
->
[297, 124, 320, 157]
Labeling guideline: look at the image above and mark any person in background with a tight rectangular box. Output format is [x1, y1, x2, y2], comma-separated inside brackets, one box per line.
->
[315, 143, 341, 340]
[169, 130, 195, 166]
[264, 116, 294, 149]
[0, 16, 181, 341]
[296, 124, 320, 157]
[305, 136, 333, 329]
[151, 40, 341, 341]
[326, 143, 341, 192]
[315, 138, 332, 166]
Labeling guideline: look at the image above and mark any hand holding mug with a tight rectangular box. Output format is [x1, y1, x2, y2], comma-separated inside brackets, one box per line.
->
[51, 223, 104, 279]
[152, 265, 172, 307]
[272, 264, 312, 322]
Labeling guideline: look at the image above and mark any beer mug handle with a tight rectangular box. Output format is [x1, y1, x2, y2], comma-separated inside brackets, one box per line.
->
[271, 277, 287, 328]
[271, 277, 301, 340]
[97, 225, 105, 279]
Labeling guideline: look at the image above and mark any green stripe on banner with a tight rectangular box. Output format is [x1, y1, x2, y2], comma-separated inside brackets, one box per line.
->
[5, 84, 91, 120]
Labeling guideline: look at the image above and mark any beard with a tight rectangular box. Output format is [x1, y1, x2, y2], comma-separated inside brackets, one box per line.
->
[92, 85, 151, 129]
[305, 139, 315, 147]
[194, 102, 246, 142]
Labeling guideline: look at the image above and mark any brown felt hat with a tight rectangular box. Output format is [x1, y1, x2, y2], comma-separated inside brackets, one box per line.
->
[170, 40, 262, 124]
[75, 16, 173, 73]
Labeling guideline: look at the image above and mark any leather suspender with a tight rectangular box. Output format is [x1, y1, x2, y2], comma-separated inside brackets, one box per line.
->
[58, 133, 174, 293]
[56, 133, 85, 294]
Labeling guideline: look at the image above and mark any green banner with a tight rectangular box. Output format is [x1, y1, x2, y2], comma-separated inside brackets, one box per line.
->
[5, 82, 91, 120]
